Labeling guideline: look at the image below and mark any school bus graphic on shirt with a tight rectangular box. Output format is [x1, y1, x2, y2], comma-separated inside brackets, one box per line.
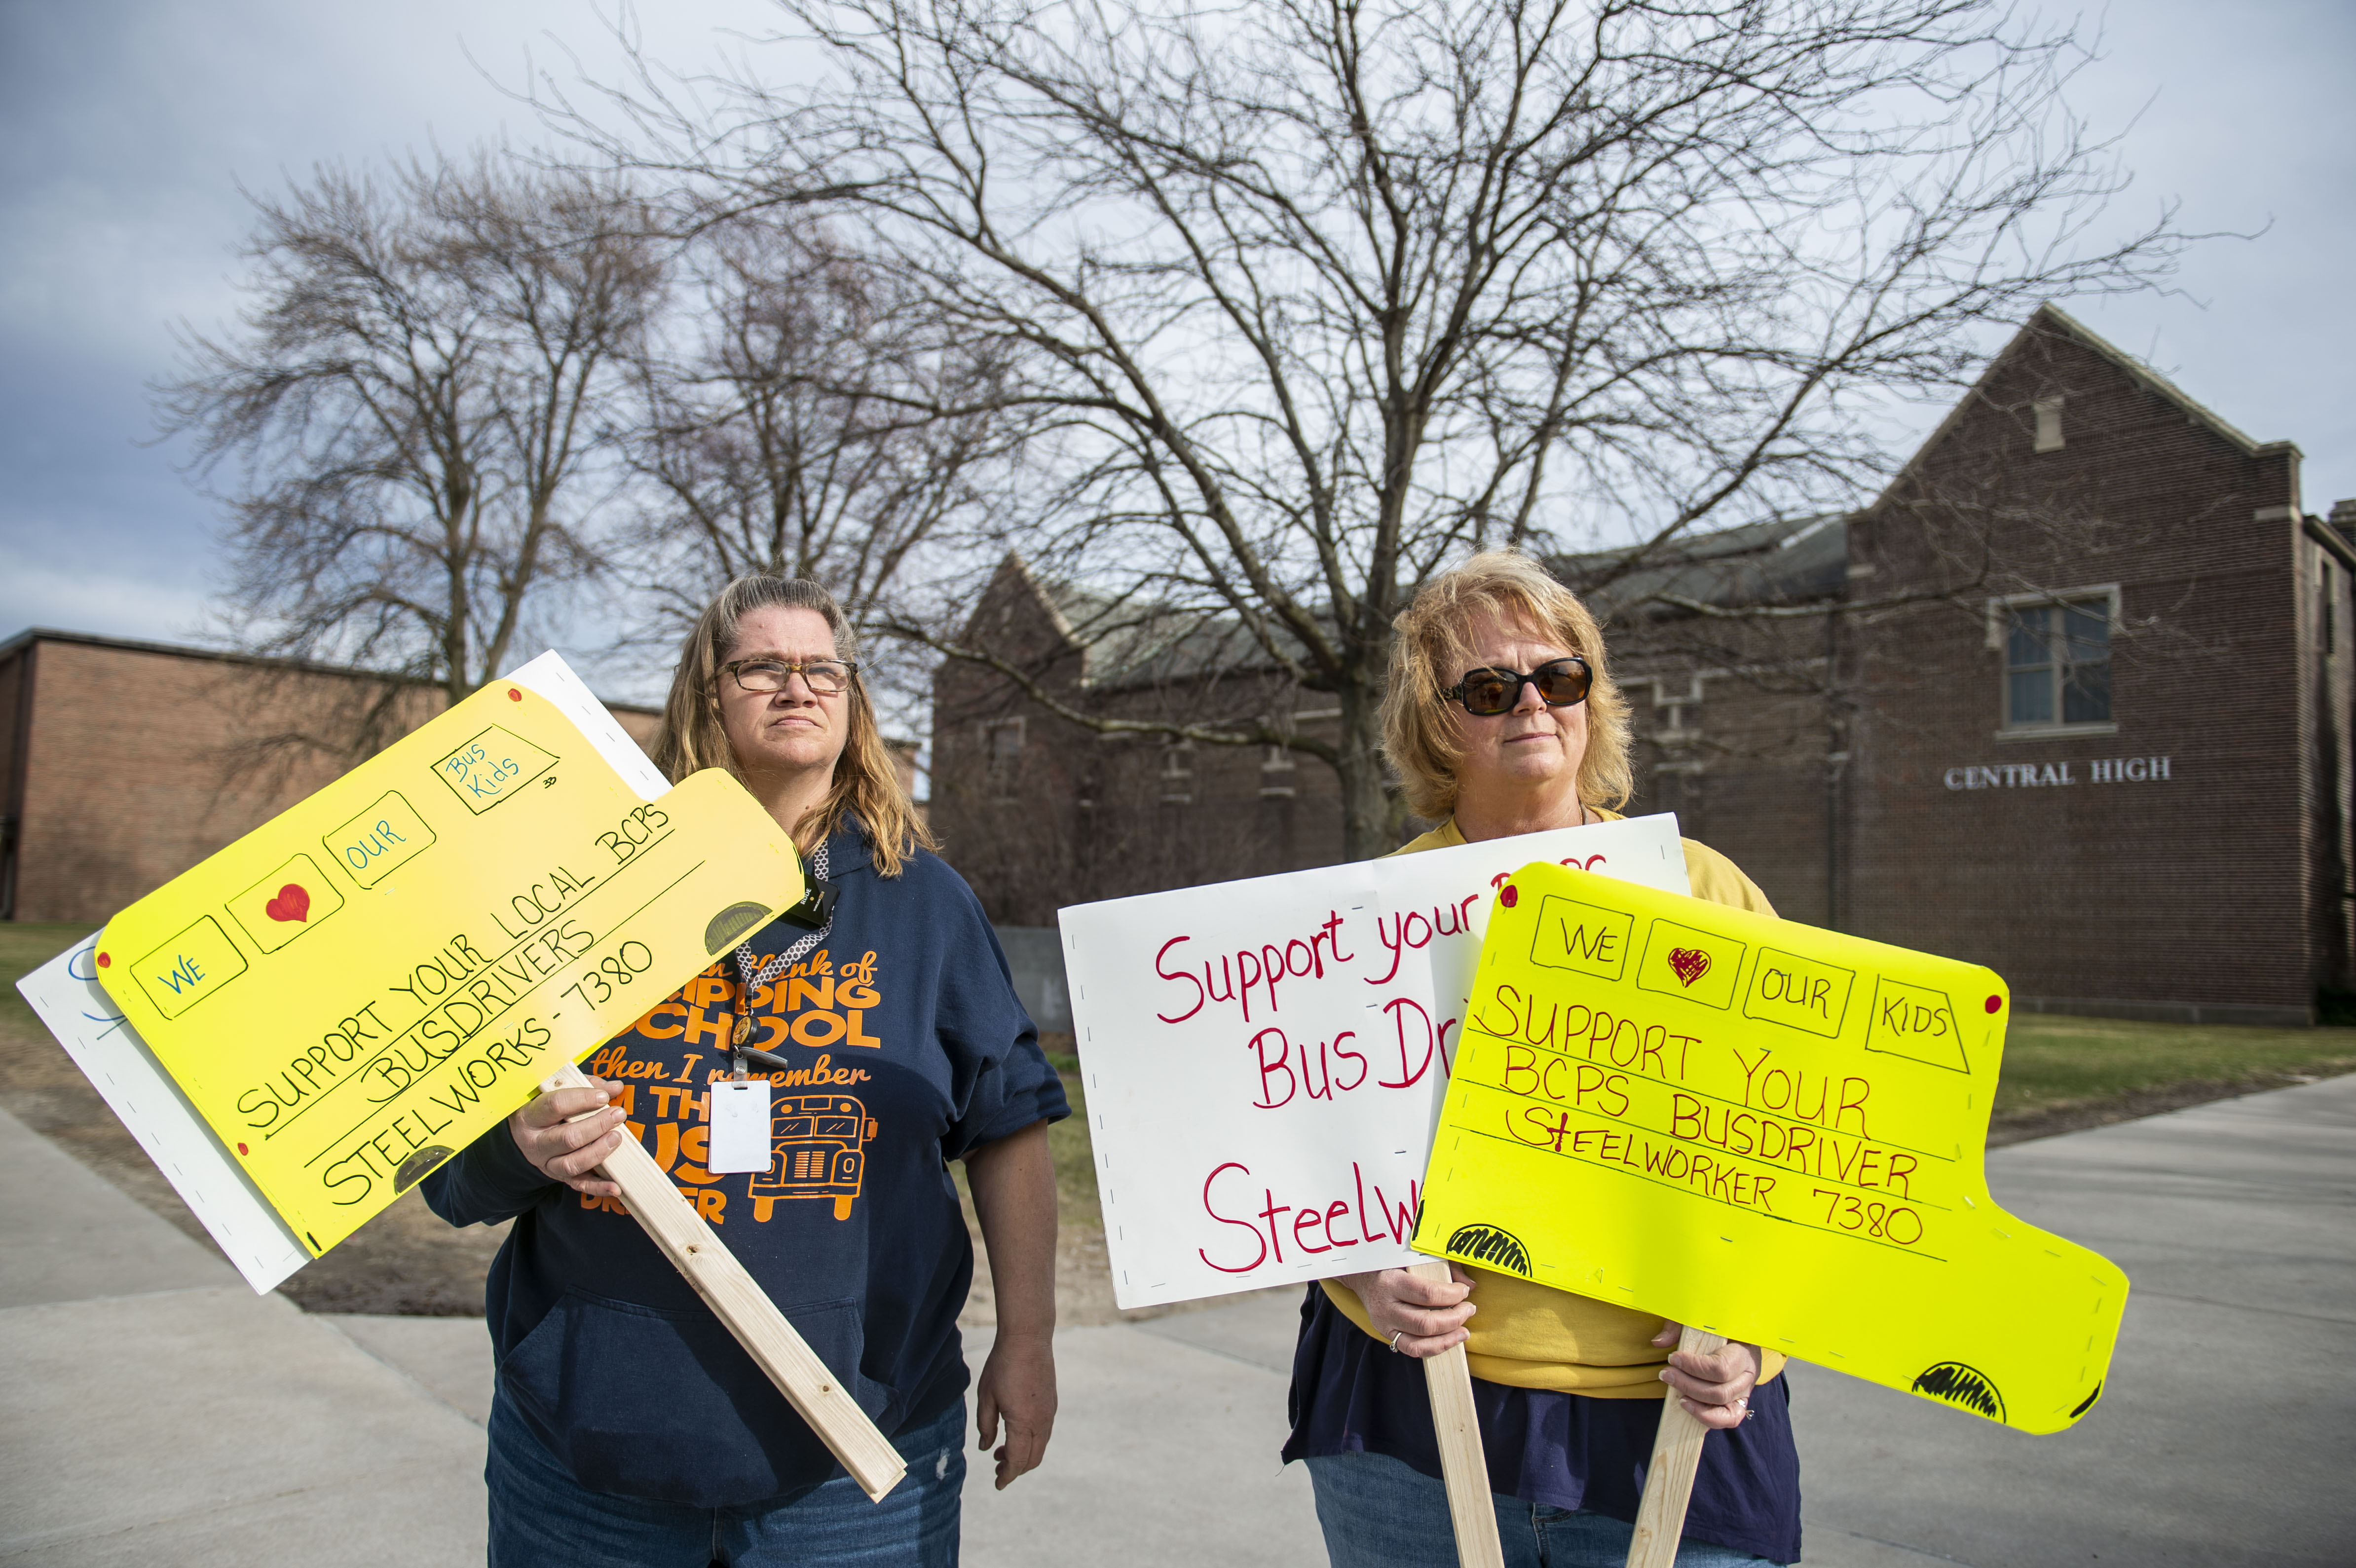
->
[750, 1094, 876, 1221]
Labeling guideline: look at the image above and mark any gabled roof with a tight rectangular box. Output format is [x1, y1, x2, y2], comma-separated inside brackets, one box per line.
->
[970, 311, 2309, 665]
[1869, 303, 2284, 514]
[1551, 512, 1850, 621]
[983, 555, 1312, 691]
[990, 515, 1852, 680]
[1045, 583, 1316, 690]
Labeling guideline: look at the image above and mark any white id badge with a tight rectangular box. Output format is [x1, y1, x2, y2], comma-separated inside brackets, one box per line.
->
[707, 1080, 775, 1174]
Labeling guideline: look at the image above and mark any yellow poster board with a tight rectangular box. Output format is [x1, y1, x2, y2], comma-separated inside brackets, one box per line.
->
[1413, 861, 2127, 1434]
[93, 681, 803, 1257]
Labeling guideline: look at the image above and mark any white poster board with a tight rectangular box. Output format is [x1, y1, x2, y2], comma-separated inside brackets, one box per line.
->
[19, 936, 312, 1291]
[1061, 816, 1688, 1308]
[9, 652, 663, 1294]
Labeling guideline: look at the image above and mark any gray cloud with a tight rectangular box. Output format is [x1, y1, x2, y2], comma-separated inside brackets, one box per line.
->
[2, 0, 2347, 658]
[0, 0, 785, 653]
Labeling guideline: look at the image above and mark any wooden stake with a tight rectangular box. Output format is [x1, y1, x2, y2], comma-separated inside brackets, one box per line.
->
[542, 1063, 908, 1501]
[1406, 1260, 1506, 1568]
[1624, 1325, 1724, 1568]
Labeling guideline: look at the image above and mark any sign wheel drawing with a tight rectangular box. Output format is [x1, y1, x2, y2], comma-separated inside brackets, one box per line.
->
[1446, 1222, 1533, 1277]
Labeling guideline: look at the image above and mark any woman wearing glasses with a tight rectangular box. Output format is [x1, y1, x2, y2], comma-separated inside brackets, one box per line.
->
[425, 575, 1067, 1567]
[1282, 552, 1798, 1567]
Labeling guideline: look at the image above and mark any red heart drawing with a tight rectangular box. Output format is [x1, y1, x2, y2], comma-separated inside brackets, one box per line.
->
[1667, 947, 1710, 987]
[264, 884, 311, 923]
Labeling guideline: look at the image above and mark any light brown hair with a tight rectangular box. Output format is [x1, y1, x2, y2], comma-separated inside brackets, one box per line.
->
[1380, 550, 1633, 823]
[651, 575, 934, 877]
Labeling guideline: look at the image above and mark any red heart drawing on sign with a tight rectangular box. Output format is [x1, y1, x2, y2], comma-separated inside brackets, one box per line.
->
[264, 884, 311, 923]
[1667, 947, 1710, 987]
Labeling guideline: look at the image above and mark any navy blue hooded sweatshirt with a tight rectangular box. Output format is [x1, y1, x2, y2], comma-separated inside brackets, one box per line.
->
[423, 822, 1068, 1508]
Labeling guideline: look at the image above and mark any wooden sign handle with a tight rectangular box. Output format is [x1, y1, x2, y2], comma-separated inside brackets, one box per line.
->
[1406, 1260, 1506, 1568]
[542, 1063, 909, 1501]
[1624, 1324, 1725, 1568]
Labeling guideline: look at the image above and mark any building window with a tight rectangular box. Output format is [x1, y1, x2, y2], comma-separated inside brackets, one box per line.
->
[2031, 397, 2065, 453]
[1259, 744, 1296, 799]
[2004, 598, 2110, 727]
[1158, 739, 1195, 805]
[983, 719, 1023, 799]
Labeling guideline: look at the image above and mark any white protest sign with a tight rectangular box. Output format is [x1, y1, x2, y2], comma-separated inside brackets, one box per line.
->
[10, 652, 666, 1294]
[1061, 815, 1687, 1308]
[18, 935, 313, 1292]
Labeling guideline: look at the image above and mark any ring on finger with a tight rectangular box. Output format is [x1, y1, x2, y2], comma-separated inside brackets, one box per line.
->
[1389, 1329, 1406, 1352]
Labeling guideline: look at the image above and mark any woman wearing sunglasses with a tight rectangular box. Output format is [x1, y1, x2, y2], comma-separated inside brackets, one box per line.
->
[1281, 551, 1799, 1567]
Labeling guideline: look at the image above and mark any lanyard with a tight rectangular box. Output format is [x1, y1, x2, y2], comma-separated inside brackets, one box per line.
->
[729, 837, 835, 1079]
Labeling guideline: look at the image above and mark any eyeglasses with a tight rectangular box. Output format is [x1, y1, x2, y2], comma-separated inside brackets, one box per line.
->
[720, 658, 859, 696]
[1447, 656, 1591, 717]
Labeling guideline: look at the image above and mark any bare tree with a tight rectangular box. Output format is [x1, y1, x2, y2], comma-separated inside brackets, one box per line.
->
[574, 0, 2186, 857]
[618, 216, 1031, 651]
[158, 151, 667, 714]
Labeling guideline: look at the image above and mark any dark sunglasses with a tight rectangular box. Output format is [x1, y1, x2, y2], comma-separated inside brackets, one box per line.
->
[1447, 656, 1592, 717]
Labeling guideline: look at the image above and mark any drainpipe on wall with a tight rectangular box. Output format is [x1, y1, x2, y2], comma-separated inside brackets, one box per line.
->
[1823, 578, 1852, 933]
[0, 640, 34, 921]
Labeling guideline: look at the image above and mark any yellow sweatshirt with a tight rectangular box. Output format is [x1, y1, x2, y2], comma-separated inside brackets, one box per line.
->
[1319, 811, 1789, 1396]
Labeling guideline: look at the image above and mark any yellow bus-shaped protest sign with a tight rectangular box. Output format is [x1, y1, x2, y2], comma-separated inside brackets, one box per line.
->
[1413, 861, 2127, 1435]
[93, 681, 803, 1258]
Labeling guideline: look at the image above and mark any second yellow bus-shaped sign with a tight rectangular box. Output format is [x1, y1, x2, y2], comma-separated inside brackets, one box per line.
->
[1413, 861, 2126, 1435]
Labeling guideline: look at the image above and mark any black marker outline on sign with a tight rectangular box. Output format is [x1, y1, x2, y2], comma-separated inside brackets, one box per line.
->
[707, 901, 772, 955]
[395, 1145, 455, 1193]
[1911, 1360, 2005, 1422]
[1446, 1222, 1534, 1277]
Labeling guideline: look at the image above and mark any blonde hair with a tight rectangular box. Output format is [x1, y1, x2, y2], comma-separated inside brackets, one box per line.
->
[1380, 550, 1633, 823]
[652, 575, 934, 877]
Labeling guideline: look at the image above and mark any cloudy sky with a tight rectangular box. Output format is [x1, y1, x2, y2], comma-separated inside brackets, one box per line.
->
[2, 0, 2350, 700]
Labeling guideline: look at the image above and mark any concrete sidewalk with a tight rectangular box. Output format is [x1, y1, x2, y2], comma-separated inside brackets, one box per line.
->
[3, 1077, 2351, 1566]
[0, 1104, 488, 1565]
[1793, 1071, 2356, 1568]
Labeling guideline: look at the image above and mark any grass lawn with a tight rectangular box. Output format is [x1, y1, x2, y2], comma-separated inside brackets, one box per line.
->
[1994, 1012, 2356, 1114]
[0, 922, 83, 967]
[1040, 1050, 1095, 1223]
[0, 923, 84, 1042]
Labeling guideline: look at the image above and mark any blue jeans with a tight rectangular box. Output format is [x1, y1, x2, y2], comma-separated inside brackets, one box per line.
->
[486, 1392, 965, 1568]
[1307, 1447, 1783, 1568]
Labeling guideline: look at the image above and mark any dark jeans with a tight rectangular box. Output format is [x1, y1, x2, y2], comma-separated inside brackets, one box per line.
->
[1307, 1446, 1784, 1567]
[486, 1392, 965, 1568]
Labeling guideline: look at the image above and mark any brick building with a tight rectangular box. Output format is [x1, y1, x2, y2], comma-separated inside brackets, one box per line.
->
[0, 630, 930, 929]
[932, 307, 2353, 1024]
[0, 631, 665, 926]
[929, 563, 1346, 924]
[1604, 306, 2353, 1024]
[1836, 308, 2350, 1024]
[1566, 511, 1851, 930]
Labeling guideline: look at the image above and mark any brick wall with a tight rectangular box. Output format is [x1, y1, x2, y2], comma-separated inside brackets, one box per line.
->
[930, 560, 1345, 925]
[1588, 309, 2345, 1024]
[1616, 615, 1838, 925]
[1839, 312, 2327, 1022]
[1, 634, 661, 926]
